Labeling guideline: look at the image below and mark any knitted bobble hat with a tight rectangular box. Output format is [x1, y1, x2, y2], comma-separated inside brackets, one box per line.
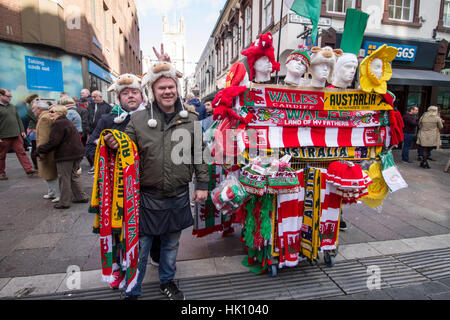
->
[286, 44, 311, 68]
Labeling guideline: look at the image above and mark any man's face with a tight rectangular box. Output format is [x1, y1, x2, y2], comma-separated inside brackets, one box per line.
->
[92, 92, 103, 104]
[80, 89, 89, 99]
[410, 107, 419, 115]
[0, 90, 12, 104]
[152, 77, 178, 111]
[205, 101, 213, 113]
[119, 88, 143, 111]
[32, 106, 43, 117]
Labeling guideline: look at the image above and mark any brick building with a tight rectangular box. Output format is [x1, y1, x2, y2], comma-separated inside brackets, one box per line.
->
[0, 0, 142, 104]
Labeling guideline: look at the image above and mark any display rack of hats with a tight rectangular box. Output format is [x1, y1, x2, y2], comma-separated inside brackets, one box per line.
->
[192, 9, 408, 276]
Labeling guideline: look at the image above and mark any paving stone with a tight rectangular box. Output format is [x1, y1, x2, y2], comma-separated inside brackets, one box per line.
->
[338, 243, 382, 260]
[0, 248, 53, 278]
[400, 236, 450, 251]
[383, 285, 431, 300]
[0, 273, 66, 298]
[48, 235, 98, 260]
[16, 233, 65, 250]
[350, 289, 393, 300]
[429, 291, 450, 300]
[367, 239, 415, 255]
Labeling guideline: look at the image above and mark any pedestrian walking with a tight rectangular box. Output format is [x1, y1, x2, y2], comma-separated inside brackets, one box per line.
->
[402, 105, 419, 163]
[79, 88, 93, 107]
[104, 59, 209, 300]
[416, 106, 444, 169]
[88, 91, 112, 135]
[25, 94, 39, 169]
[186, 92, 208, 120]
[86, 91, 112, 173]
[37, 105, 88, 209]
[33, 100, 60, 202]
[0, 88, 37, 180]
[201, 97, 214, 132]
[59, 96, 83, 137]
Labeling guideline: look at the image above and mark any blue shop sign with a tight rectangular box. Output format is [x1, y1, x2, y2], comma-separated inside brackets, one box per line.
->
[363, 41, 418, 62]
[25, 56, 64, 91]
[88, 60, 113, 83]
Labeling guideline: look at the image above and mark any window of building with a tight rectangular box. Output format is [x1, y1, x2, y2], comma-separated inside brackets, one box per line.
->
[224, 40, 229, 70]
[244, 6, 252, 48]
[388, 0, 414, 22]
[232, 25, 239, 59]
[382, 0, 421, 27]
[261, 0, 273, 31]
[91, 0, 96, 26]
[443, 0, 450, 27]
[326, 0, 354, 14]
[217, 46, 222, 75]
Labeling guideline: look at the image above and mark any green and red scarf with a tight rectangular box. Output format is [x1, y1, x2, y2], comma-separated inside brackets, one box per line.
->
[90, 129, 140, 293]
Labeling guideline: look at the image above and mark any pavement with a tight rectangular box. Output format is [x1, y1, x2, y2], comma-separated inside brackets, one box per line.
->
[0, 148, 449, 300]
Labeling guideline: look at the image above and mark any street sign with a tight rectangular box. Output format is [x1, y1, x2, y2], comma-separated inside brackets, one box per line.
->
[289, 14, 331, 26]
[25, 56, 64, 92]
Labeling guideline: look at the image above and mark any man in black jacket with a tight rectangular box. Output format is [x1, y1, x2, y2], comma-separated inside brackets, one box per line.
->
[87, 91, 112, 135]
[402, 105, 419, 163]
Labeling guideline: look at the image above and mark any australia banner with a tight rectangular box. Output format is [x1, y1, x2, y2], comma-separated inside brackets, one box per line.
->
[243, 85, 393, 111]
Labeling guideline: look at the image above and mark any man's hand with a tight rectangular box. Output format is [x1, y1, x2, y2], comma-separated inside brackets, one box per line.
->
[21, 132, 26, 139]
[104, 133, 119, 149]
[153, 44, 171, 62]
[192, 190, 208, 203]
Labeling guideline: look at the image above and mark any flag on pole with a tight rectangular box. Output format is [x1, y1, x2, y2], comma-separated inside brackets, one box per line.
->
[284, 0, 321, 43]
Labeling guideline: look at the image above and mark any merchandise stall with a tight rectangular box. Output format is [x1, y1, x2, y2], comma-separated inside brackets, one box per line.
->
[193, 9, 408, 276]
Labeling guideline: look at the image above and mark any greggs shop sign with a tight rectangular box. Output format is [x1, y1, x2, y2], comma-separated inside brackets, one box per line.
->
[243, 86, 393, 111]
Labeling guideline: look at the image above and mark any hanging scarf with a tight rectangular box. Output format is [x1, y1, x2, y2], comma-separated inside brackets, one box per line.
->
[90, 129, 140, 293]
[300, 168, 322, 263]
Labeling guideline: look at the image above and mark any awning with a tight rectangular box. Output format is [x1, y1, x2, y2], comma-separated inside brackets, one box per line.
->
[389, 68, 450, 87]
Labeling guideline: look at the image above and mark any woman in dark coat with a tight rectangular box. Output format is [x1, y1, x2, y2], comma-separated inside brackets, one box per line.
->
[37, 105, 88, 209]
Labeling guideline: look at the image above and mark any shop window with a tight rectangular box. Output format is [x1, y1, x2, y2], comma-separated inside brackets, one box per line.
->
[326, 0, 354, 14]
[438, 87, 450, 114]
[261, 0, 273, 32]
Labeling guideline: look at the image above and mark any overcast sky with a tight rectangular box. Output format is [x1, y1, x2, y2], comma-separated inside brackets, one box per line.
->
[136, 0, 227, 71]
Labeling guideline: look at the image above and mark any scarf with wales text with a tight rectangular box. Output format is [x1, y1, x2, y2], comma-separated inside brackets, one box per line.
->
[90, 129, 140, 293]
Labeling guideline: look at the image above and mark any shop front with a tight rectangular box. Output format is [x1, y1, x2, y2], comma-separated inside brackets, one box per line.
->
[333, 33, 450, 147]
[87, 60, 116, 104]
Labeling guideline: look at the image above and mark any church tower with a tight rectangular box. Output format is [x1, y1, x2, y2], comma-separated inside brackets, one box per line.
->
[162, 15, 186, 95]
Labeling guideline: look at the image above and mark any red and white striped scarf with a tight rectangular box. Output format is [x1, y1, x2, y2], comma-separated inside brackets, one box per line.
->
[237, 126, 387, 151]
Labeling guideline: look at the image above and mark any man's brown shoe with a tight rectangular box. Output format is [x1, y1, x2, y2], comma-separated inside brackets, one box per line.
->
[26, 169, 38, 177]
[0, 173, 8, 180]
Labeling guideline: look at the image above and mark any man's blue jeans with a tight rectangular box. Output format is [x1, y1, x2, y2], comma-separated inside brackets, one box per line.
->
[127, 231, 181, 296]
[402, 133, 415, 162]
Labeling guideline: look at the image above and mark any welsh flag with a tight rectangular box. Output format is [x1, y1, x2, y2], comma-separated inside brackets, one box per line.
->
[284, 0, 321, 43]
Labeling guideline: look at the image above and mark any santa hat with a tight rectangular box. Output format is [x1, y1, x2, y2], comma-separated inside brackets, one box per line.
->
[285, 45, 311, 68]
[141, 61, 188, 127]
[241, 32, 280, 81]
